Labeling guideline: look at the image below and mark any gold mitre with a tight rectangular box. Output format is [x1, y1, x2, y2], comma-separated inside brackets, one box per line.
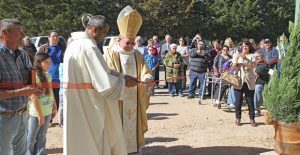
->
[117, 5, 142, 40]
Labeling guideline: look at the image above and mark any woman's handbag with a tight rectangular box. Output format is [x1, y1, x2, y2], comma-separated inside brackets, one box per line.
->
[221, 71, 242, 89]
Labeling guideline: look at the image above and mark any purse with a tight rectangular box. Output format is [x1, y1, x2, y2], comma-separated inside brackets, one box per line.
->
[221, 71, 242, 89]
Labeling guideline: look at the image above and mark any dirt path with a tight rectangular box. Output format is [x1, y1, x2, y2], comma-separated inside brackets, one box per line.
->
[46, 88, 275, 155]
[142, 88, 274, 155]
[46, 69, 275, 155]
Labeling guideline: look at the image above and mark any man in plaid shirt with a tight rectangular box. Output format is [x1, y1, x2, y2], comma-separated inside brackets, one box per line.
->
[0, 18, 42, 155]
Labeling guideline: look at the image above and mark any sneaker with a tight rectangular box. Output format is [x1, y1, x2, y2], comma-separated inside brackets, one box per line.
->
[169, 94, 175, 97]
[48, 123, 56, 128]
[213, 100, 220, 106]
[198, 100, 202, 105]
[255, 110, 261, 116]
[178, 94, 184, 97]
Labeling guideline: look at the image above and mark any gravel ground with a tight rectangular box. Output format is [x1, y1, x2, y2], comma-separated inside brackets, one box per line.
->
[46, 69, 276, 155]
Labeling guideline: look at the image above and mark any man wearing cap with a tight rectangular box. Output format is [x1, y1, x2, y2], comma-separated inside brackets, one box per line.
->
[63, 14, 139, 155]
[261, 39, 279, 77]
[103, 6, 154, 154]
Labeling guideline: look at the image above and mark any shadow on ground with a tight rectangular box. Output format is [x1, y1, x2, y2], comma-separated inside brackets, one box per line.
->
[147, 113, 178, 120]
[143, 145, 273, 155]
[149, 102, 169, 106]
[47, 147, 63, 154]
[145, 137, 178, 145]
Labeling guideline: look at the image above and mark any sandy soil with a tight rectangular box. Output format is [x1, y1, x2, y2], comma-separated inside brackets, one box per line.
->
[46, 70, 275, 155]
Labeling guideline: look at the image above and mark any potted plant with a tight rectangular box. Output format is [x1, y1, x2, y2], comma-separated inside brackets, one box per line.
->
[263, 19, 300, 154]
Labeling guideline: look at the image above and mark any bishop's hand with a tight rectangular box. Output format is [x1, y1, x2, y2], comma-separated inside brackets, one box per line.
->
[124, 75, 139, 87]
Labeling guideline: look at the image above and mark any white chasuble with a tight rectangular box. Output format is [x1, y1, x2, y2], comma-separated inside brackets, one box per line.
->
[63, 32, 127, 155]
[119, 49, 139, 153]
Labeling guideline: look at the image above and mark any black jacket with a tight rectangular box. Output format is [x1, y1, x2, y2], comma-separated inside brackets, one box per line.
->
[255, 61, 270, 85]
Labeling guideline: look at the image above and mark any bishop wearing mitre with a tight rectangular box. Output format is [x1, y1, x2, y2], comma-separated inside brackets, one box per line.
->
[103, 5, 154, 154]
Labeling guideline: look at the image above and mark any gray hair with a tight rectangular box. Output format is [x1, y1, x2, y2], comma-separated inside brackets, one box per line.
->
[0, 18, 22, 38]
[135, 36, 143, 42]
[81, 14, 107, 29]
[170, 43, 177, 49]
[224, 37, 233, 46]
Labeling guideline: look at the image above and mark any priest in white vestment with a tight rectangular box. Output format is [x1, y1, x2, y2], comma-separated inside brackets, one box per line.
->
[103, 6, 154, 154]
[63, 14, 139, 155]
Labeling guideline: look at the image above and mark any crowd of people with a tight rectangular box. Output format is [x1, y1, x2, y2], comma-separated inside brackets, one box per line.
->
[136, 33, 286, 128]
[0, 4, 289, 155]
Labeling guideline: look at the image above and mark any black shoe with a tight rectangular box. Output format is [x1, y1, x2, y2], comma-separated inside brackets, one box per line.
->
[235, 119, 241, 126]
[250, 120, 257, 127]
[187, 95, 194, 99]
[162, 85, 168, 89]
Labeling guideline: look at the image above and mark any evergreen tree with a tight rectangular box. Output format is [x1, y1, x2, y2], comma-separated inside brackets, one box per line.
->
[263, 18, 300, 123]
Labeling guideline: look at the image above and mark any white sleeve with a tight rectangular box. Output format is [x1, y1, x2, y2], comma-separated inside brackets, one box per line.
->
[83, 46, 125, 101]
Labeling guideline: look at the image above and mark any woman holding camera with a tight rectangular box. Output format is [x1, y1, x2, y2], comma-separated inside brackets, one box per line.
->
[232, 40, 257, 127]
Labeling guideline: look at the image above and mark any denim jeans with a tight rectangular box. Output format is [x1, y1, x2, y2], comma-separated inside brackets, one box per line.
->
[58, 94, 64, 125]
[27, 115, 52, 155]
[0, 112, 30, 155]
[181, 64, 188, 89]
[154, 66, 159, 86]
[277, 61, 281, 78]
[227, 86, 235, 106]
[168, 82, 182, 96]
[254, 84, 264, 110]
[188, 70, 206, 98]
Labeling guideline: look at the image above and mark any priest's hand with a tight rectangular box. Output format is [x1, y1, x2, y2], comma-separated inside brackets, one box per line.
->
[124, 75, 139, 87]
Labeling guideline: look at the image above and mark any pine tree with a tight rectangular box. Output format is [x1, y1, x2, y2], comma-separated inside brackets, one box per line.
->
[263, 18, 300, 123]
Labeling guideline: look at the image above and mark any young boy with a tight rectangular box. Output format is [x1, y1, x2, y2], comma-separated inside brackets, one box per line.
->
[144, 46, 159, 95]
[254, 50, 270, 116]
